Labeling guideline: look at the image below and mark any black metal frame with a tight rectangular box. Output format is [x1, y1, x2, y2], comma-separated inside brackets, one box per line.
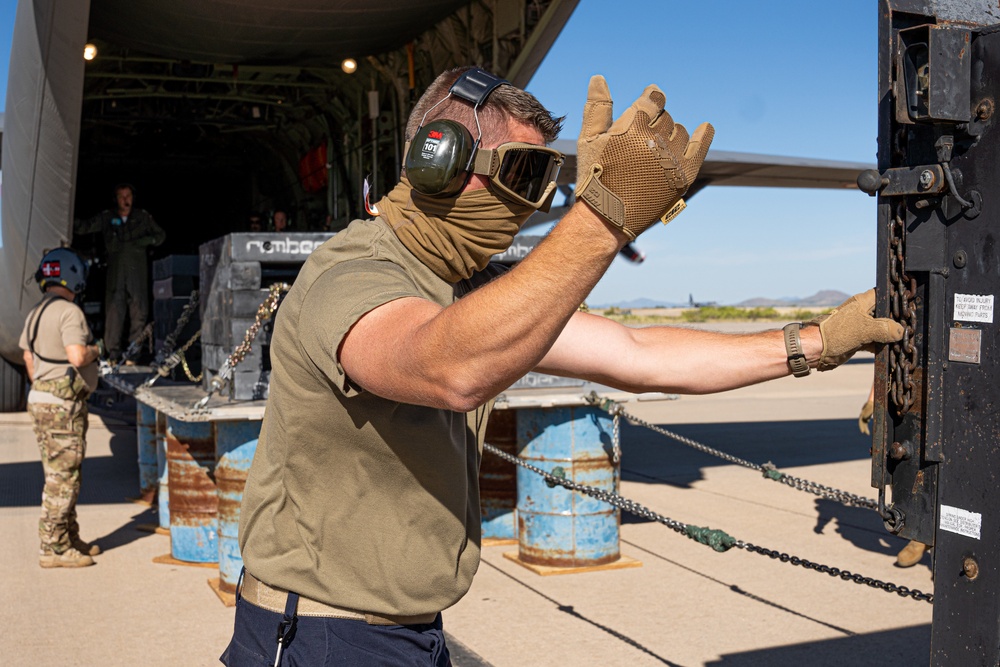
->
[875, 1, 1000, 663]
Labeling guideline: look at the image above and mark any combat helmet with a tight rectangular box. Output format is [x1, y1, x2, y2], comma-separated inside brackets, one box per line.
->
[35, 247, 89, 294]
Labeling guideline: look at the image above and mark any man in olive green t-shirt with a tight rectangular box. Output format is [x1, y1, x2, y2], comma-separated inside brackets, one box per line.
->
[225, 67, 902, 666]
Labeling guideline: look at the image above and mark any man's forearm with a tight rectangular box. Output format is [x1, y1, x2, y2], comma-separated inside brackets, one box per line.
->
[426, 204, 627, 396]
[539, 316, 825, 395]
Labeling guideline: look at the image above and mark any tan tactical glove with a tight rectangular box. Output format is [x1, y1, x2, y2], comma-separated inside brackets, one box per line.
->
[809, 289, 904, 371]
[858, 399, 874, 435]
[576, 75, 714, 239]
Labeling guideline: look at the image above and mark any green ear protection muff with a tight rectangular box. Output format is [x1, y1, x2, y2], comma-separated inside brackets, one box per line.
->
[404, 68, 509, 197]
[405, 120, 477, 197]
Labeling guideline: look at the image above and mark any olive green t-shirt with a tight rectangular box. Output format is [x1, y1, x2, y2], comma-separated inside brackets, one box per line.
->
[239, 217, 502, 616]
[19, 296, 99, 397]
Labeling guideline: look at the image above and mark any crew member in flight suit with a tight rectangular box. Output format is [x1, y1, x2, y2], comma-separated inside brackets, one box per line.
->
[75, 183, 166, 361]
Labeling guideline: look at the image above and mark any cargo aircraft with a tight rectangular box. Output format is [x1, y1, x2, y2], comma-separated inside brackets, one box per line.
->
[0, 0, 872, 410]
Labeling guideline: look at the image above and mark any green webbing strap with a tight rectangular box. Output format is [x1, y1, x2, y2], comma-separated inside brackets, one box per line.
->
[761, 465, 785, 481]
[683, 525, 737, 553]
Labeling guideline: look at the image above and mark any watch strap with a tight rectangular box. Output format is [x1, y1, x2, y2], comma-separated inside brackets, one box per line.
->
[782, 322, 811, 378]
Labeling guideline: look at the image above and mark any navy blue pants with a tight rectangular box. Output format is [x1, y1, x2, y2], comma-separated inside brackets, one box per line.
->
[220, 594, 452, 666]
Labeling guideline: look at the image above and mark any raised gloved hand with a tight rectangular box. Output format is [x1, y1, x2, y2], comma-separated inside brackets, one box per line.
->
[576, 75, 714, 239]
[858, 399, 874, 435]
[809, 289, 903, 371]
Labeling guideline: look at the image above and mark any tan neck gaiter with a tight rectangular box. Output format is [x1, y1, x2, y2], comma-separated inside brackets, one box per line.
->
[376, 179, 535, 283]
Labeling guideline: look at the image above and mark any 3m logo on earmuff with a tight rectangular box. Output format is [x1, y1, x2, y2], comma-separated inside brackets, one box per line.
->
[41, 261, 61, 278]
[421, 129, 445, 160]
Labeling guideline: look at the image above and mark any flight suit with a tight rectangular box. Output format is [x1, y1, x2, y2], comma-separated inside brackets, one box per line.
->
[75, 208, 166, 358]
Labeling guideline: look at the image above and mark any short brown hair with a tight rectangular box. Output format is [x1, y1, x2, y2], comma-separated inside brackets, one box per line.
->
[406, 66, 563, 146]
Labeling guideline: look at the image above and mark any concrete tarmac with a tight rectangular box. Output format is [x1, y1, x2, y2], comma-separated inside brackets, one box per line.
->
[0, 357, 935, 666]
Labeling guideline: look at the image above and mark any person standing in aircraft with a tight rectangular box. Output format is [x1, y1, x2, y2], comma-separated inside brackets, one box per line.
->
[74, 183, 166, 361]
[223, 66, 903, 666]
[271, 209, 289, 232]
[20, 248, 103, 568]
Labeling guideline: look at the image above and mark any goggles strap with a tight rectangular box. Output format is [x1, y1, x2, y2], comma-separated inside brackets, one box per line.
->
[470, 149, 498, 178]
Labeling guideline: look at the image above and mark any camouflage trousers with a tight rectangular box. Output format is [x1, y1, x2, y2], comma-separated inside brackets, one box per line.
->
[29, 399, 89, 553]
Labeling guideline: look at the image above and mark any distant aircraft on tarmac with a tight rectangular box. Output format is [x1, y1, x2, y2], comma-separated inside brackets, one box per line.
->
[688, 294, 718, 308]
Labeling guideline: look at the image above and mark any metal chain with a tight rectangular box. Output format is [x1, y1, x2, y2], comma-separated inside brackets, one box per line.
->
[154, 290, 200, 365]
[736, 541, 933, 603]
[888, 202, 918, 415]
[193, 282, 290, 409]
[179, 348, 203, 382]
[585, 393, 879, 511]
[116, 322, 153, 367]
[482, 442, 932, 604]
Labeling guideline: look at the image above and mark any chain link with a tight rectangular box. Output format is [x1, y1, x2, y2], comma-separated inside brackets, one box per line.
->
[193, 282, 289, 409]
[482, 441, 932, 604]
[735, 541, 933, 603]
[115, 322, 154, 368]
[585, 393, 879, 511]
[154, 290, 200, 365]
[888, 202, 918, 415]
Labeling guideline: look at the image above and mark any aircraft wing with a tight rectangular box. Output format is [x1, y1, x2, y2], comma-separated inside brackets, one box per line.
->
[526, 142, 874, 229]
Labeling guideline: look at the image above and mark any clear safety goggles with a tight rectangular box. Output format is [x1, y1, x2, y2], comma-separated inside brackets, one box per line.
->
[470, 142, 564, 211]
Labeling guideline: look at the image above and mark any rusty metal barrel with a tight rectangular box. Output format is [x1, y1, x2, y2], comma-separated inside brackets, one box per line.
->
[166, 417, 217, 562]
[216, 438, 258, 594]
[135, 403, 159, 501]
[155, 411, 170, 530]
[215, 420, 263, 460]
[516, 405, 620, 567]
[480, 408, 518, 540]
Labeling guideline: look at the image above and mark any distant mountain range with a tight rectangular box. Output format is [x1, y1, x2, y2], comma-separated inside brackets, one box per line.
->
[592, 290, 851, 309]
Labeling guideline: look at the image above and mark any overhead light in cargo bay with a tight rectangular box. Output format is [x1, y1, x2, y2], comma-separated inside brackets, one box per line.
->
[84, 43, 98, 61]
[341, 58, 358, 74]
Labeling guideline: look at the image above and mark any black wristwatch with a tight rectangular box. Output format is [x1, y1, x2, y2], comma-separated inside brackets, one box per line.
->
[782, 322, 811, 378]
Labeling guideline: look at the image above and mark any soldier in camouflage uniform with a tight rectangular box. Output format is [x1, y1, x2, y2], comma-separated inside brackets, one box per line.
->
[20, 248, 104, 568]
[75, 183, 166, 360]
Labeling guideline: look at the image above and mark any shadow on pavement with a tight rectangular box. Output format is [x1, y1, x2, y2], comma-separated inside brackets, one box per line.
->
[705, 623, 931, 666]
[481, 559, 684, 667]
[90, 506, 161, 553]
[0, 403, 148, 509]
[620, 418, 870, 492]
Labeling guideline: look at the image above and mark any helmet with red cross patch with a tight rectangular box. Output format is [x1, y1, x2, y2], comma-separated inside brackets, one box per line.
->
[35, 248, 89, 294]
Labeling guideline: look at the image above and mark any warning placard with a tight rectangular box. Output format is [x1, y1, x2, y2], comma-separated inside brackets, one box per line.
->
[954, 293, 995, 323]
[939, 504, 982, 540]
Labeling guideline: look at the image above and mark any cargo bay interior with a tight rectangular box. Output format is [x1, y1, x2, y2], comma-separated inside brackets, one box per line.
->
[0, 0, 579, 408]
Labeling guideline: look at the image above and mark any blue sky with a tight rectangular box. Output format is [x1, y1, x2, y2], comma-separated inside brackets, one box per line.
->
[0, 1, 878, 305]
[0, 2, 9, 112]
[528, 0, 879, 305]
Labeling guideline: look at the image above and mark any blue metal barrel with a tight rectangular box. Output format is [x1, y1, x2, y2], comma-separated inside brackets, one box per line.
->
[480, 408, 518, 540]
[156, 411, 170, 529]
[516, 406, 620, 567]
[166, 418, 218, 562]
[135, 403, 159, 501]
[215, 420, 262, 460]
[216, 438, 259, 594]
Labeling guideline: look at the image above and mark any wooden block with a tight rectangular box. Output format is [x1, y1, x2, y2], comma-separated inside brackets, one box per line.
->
[153, 553, 218, 568]
[482, 538, 518, 548]
[502, 551, 642, 576]
[207, 577, 237, 607]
